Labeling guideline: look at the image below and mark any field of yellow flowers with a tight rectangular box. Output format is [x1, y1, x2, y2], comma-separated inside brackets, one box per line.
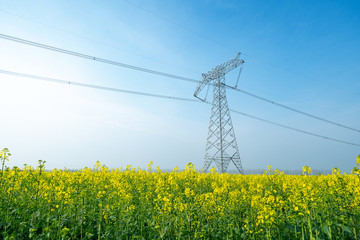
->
[1, 148, 360, 239]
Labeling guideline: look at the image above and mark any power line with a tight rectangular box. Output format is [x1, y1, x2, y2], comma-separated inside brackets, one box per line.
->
[1, 68, 359, 147]
[2, 33, 359, 134]
[0, 33, 199, 84]
[1, 33, 359, 134]
[3, 4, 356, 96]
[202, 98, 360, 147]
[225, 84, 360, 133]
[0, 8, 200, 76]
[0, 69, 198, 102]
[228, 108, 360, 147]
[4, 6, 351, 98]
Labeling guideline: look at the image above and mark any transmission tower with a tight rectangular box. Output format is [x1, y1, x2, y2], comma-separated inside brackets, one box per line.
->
[194, 53, 245, 174]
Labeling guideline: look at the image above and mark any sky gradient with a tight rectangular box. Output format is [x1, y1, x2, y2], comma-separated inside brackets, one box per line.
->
[0, 0, 359, 172]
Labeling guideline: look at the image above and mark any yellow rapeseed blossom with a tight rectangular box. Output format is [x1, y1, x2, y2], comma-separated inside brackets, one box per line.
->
[1, 155, 360, 239]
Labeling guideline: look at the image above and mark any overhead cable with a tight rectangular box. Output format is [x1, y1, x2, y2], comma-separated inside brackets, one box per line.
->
[1, 33, 359, 133]
[2, 7, 355, 95]
[225, 84, 360, 133]
[0, 69, 198, 102]
[0, 8, 199, 76]
[1, 68, 359, 147]
[0, 33, 199, 83]
[229, 108, 360, 147]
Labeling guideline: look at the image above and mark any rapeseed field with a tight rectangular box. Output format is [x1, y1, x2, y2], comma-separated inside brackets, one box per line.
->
[1, 148, 360, 239]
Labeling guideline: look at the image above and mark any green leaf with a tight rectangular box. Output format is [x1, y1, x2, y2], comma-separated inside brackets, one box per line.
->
[343, 225, 353, 236]
[322, 225, 331, 239]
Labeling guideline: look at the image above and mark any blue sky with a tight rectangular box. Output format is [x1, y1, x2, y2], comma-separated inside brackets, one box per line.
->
[0, 0, 359, 172]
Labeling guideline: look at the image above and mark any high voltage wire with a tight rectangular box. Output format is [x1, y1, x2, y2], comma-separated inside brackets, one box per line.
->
[225, 84, 360, 133]
[0, 69, 198, 102]
[6, 3, 351, 95]
[229, 108, 360, 147]
[2, 5, 357, 96]
[1, 68, 359, 147]
[0, 33, 359, 133]
[0, 33, 199, 84]
[0, 8, 199, 76]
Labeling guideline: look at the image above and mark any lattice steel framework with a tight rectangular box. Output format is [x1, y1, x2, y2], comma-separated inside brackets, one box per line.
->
[194, 53, 244, 173]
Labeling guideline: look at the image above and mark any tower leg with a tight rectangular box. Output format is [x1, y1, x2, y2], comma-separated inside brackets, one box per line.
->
[203, 77, 243, 174]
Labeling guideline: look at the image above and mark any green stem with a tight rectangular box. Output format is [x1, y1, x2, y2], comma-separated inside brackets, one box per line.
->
[98, 205, 102, 240]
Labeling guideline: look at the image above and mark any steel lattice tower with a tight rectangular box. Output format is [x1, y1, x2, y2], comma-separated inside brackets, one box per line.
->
[194, 53, 245, 173]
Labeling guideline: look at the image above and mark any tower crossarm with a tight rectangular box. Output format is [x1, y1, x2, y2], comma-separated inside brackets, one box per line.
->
[194, 52, 244, 101]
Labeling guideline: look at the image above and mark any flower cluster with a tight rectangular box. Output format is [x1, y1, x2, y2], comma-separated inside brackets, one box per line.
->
[0, 154, 360, 239]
